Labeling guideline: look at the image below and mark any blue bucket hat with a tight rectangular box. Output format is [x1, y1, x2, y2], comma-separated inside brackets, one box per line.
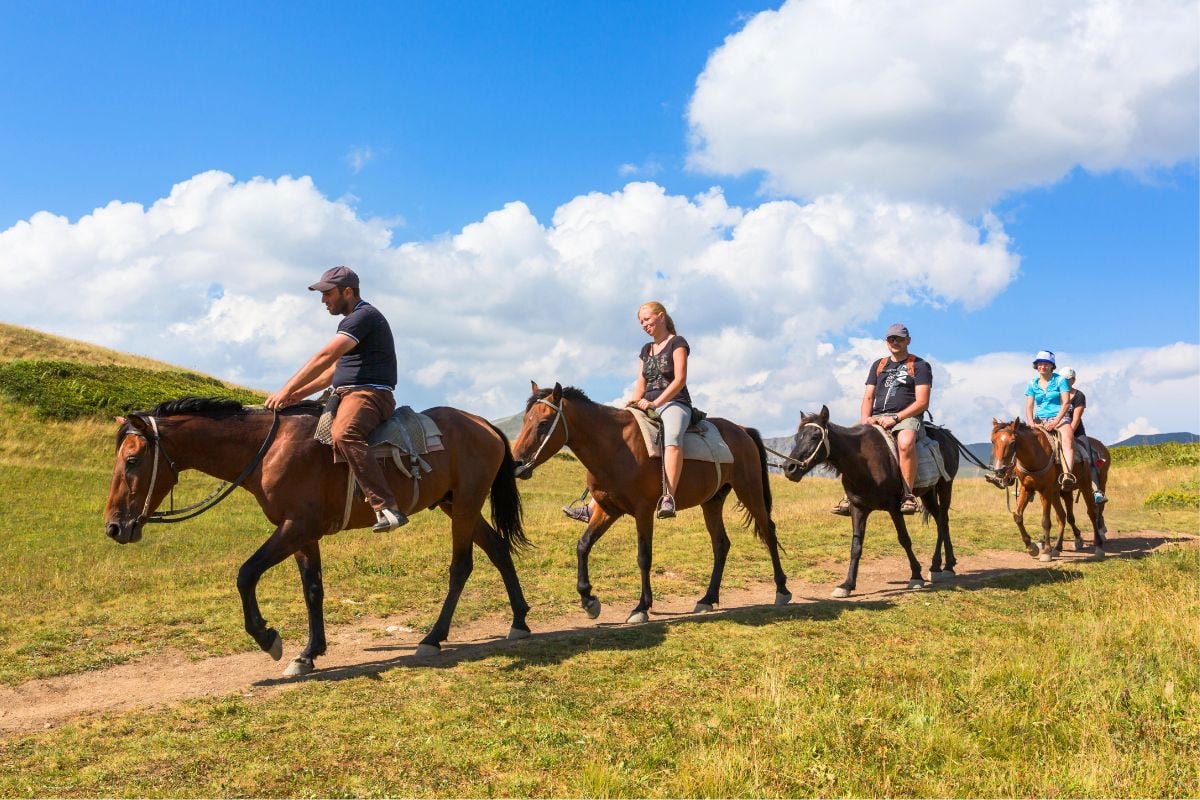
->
[1032, 349, 1056, 367]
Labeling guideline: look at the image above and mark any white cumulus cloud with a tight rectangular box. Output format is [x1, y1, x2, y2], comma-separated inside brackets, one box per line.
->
[687, 0, 1199, 209]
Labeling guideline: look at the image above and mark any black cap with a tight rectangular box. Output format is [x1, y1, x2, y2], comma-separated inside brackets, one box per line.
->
[308, 266, 359, 291]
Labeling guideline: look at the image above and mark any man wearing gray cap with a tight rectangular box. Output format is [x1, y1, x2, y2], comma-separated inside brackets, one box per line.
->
[266, 266, 406, 532]
[832, 323, 932, 515]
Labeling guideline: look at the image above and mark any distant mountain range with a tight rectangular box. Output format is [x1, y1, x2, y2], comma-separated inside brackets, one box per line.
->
[1109, 432, 1200, 447]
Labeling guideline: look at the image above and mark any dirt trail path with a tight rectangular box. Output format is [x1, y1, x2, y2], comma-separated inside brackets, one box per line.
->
[1, 531, 1192, 736]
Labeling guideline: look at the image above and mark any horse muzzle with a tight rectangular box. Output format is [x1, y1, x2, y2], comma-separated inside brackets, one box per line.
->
[106, 518, 143, 544]
[782, 462, 805, 483]
[513, 461, 535, 480]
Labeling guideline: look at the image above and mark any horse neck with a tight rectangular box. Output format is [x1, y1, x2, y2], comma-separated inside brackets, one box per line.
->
[561, 400, 632, 472]
[1016, 427, 1054, 470]
[157, 412, 274, 483]
[825, 423, 878, 485]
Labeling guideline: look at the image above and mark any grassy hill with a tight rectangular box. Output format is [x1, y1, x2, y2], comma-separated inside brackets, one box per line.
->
[0, 321, 1195, 796]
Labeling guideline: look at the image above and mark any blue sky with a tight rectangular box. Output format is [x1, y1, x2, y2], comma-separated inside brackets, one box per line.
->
[1, 0, 1197, 441]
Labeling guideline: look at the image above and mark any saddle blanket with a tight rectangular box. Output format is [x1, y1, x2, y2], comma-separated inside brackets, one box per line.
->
[627, 408, 734, 464]
[874, 424, 951, 491]
[325, 406, 445, 471]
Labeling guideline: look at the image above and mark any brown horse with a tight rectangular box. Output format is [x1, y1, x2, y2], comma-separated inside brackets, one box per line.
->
[511, 383, 790, 623]
[989, 418, 1109, 560]
[104, 397, 531, 676]
[781, 405, 960, 598]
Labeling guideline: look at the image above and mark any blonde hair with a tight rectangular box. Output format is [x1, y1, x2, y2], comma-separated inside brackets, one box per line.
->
[637, 301, 677, 334]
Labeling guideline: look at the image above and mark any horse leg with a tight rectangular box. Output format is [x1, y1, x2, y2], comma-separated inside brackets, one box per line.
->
[626, 512, 655, 624]
[934, 479, 956, 577]
[888, 508, 926, 590]
[833, 506, 869, 598]
[730, 476, 791, 604]
[282, 540, 326, 677]
[236, 522, 305, 661]
[1013, 485, 1038, 558]
[1037, 493, 1056, 562]
[416, 509, 477, 656]
[694, 496, 731, 612]
[577, 509, 619, 619]
[471, 515, 532, 639]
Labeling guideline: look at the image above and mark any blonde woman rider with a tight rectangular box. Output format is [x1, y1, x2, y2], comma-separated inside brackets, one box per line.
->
[630, 301, 692, 518]
[1025, 350, 1077, 489]
[562, 301, 692, 522]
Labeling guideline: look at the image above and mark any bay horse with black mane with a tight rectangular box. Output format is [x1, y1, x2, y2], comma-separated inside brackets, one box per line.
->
[512, 383, 791, 623]
[781, 405, 960, 598]
[988, 418, 1109, 561]
[104, 397, 531, 675]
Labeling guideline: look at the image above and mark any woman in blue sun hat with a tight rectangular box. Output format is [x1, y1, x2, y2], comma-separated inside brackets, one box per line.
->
[1024, 349, 1076, 488]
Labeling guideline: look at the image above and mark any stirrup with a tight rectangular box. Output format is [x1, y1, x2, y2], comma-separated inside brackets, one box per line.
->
[372, 508, 408, 533]
[562, 504, 591, 524]
[656, 494, 676, 519]
[830, 497, 851, 516]
[899, 494, 919, 515]
[1058, 473, 1077, 489]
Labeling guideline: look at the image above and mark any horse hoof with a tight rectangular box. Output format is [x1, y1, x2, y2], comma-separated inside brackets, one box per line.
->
[584, 598, 602, 619]
[906, 579, 926, 590]
[626, 611, 649, 624]
[831, 587, 851, 599]
[283, 657, 313, 678]
[1027, 548, 1041, 559]
[1072, 538, 1086, 552]
[266, 631, 283, 661]
[1091, 548, 1106, 561]
[414, 643, 441, 658]
[774, 591, 792, 606]
[1038, 553, 1053, 563]
[693, 602, 714, 613]
[931, 569, 955, 580]
[506, 626, 530, 641]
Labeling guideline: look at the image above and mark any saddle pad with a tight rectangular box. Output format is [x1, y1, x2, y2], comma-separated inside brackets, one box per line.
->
[331, 407, 445, 464]
[627, 408, 734, 464]
[871, 424, 950, 491]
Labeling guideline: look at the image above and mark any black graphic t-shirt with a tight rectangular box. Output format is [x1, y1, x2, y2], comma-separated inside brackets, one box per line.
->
[865, 355, 932, 415]
[640, 336, 691, 406]
[1068, 389, 1087, 437]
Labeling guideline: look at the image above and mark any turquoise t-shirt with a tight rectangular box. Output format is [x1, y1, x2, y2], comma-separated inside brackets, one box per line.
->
[1025, 374, 1070, 419]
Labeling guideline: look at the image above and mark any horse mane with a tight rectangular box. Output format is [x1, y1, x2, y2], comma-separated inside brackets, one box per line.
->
[526, 386, 591, 412]
[146, 396, 247, 417]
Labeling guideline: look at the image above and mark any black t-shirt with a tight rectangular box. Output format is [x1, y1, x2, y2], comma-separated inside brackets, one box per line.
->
[332, 300, 397, 390]
[865, 355, 932, 415]
[640, 335, 691, 406]
[1068, 389, 1087, 437]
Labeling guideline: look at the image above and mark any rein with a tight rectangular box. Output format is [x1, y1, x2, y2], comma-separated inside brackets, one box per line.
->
[132, 410, 280, 524]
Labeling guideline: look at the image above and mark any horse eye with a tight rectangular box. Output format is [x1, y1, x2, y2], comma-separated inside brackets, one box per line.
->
[125, 456, 140, 468]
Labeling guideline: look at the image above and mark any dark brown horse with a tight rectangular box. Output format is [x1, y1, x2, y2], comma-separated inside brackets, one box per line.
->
[988, 419, 1109, 560]
[781, 406, 960, 598]
[104, 397, 531, 675]
[511, 383, 790, 623]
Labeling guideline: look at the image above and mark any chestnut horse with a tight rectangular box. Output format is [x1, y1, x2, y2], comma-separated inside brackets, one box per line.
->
[104, 397, 531, 675]
[781, 406, 960, 598]
[512, 383, 791, 623]
[988, 418, 1109, 560]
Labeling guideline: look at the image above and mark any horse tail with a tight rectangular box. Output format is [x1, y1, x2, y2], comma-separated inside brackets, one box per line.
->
[743, 427, 777, 546]
[485, 422, 530, 554]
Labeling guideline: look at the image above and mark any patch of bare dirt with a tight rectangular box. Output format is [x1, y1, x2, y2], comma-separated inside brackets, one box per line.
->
[0, 530, 1193, 736]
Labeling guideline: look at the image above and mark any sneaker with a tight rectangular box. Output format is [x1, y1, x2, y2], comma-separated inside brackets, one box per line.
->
[372, 508, 408, 533]
[830, 497, 851, 516]
[1093, 491, 1108, 505]
[1059, 472, 1077, 489]
[562, 504, 591, 524]
[899, 494, 919, 515]
[656, 495, 676, 519]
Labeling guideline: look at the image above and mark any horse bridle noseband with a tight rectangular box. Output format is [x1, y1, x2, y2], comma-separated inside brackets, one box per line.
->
[765, 421, 831, 471]
[518, 397, 569, 475]
[126, 410, 280, 524]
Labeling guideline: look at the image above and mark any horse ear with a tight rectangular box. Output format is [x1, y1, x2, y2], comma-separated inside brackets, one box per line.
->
[126, 415, 150, 434]
[819, 405, 829, 423]
[115, 416, 126, 425]
[530, 380, 540, 394]
[552, 382, 563, 403]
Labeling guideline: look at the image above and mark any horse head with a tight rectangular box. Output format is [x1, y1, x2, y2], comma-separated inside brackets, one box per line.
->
[104, 414, 179, 544]
[783, 405, 831, 482]
[986, 417, 1026, 487]
[512, 381, 568, 480]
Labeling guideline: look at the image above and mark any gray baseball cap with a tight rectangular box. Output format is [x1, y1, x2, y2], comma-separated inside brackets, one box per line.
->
[308, 266, 360, 291]
[885, 323, 909, 338]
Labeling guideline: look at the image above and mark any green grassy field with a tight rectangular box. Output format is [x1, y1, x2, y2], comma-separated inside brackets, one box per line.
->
[0, 326, 1196, 796]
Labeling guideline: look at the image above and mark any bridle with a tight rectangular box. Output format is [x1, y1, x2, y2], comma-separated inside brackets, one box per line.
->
[515, 397, 568, 477]
[766, 421, 831, 472]
[125, 410, 280, 524]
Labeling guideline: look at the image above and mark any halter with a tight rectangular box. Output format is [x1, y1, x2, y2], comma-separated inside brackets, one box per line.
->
[766, 421, 831, 471]
[126, 410, 280, 524]
[520, 397, 569, 472]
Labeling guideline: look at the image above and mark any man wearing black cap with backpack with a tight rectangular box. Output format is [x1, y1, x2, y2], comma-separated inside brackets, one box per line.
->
[266, 266, 407, 533]
[831, 323, 932, 516]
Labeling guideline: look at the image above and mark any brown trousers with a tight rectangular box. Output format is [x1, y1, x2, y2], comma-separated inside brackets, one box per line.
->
[332, 388, 397, 512]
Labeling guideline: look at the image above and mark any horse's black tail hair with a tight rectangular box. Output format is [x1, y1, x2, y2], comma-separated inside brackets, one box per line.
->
[743, 427, 779, 548]
[486, 422, 530, 554]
